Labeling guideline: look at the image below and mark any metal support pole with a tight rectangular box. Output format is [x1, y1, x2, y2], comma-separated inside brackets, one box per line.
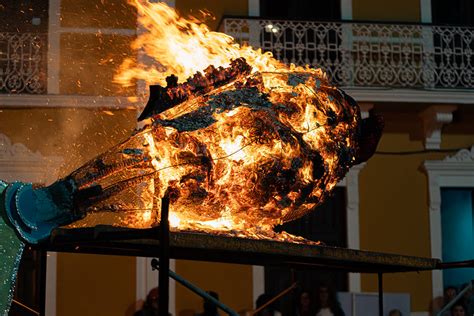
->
[159, 197, 170, 315]
[378, 272, 383, 316]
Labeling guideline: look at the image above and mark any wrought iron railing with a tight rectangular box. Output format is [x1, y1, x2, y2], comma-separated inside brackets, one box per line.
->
[221, 18, 474, 89]
[0, 33, 47, 94]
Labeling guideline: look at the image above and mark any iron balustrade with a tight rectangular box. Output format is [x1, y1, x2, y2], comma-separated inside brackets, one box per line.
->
[221, 18, 474, 90]
[3, 22, 474, 94]
[0, 32, 47, 94]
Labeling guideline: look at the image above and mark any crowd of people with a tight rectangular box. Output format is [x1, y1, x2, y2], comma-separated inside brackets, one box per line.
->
[255, 284, 345, 316]
[430, 284, 474, 316]
[134, 288, 220, 316]
[134, 282, 474, 316]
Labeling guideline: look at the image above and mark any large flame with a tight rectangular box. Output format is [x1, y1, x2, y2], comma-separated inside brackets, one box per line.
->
[70, 1, 362, 242]
[114, 0, 314, 87]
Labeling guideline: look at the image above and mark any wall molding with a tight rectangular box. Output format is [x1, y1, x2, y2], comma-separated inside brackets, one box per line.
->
[419, 105, 457, 150]
[0, 94, 139, 109]
[423, 146, 474, 298]
[343, 88, 474, 105]
[59, 27, 136, 35]
[0, 133, 63, 184]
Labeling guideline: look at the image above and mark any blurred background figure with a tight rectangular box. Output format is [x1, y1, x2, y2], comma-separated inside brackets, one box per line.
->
[450, 302, 467, 316]
[196, 291, 220, 316]
[295, 290, 314, 316]
[431, 285, 458, 316]
[314, 283, 345, 316]
[388, 308, 402, 316]
[255, 293, 282, 316]
[445, 286, 458, 305]
[134, 287, 160, 316]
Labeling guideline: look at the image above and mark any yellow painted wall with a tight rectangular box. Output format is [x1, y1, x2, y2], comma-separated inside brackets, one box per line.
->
[176, 0, 248, 30]
[359, 132, 474, 311]
[57, 254, 136, 316]
[0, 108, 138, 315]
[60, 0, 136, 29]
[59, 0, 136, 96]
[352, 0, 421, 22]
[59, 33, 136, 96]
[175, 260, 253, 315]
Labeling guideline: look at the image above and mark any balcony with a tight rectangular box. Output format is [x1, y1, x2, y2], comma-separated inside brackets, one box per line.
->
[221, 18, 474, 98]
[2, 20, 474, 104]
[0, 32, 47, 94]
[0, 31, 133, 109]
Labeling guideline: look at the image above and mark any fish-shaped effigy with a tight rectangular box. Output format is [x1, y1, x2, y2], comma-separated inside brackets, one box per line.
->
[64, 58, 382, 237]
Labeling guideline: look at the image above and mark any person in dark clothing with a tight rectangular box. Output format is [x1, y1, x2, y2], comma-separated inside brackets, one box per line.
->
[134, 287, 171, 316]
[135, 287, 160, 316]
[314, 284, 345, 316]
[196, 291, 220, 316]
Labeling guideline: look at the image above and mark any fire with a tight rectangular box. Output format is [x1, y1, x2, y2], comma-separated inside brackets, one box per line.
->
[114, 0, 305, 88]
[67, 1, 373, 243]
[220, 135, 246, 162]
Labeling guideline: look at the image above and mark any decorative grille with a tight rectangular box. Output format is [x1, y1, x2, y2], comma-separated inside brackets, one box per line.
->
[0, 33, 46, 94]
[223, 19, 474, 89]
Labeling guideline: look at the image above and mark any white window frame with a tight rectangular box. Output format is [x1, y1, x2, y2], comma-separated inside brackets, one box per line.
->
[423, 146, 474, 298]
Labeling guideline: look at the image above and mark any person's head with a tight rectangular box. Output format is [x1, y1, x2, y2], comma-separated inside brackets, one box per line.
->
[315, 283, 339, 310]
[316, 284, 330, 306]
[318, 285, 329, 303]
[450, 303, 467, 316]
[388, 309, 402, 316]
[146, 287, 159, 310]
[445, 286, 457, 302]
[299, 291, 312, 310]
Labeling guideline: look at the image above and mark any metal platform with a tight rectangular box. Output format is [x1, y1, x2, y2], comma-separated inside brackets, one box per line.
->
[38, 225, 440, 274]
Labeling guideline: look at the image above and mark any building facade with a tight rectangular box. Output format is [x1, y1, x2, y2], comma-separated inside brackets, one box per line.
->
[1, 0, 473, 315]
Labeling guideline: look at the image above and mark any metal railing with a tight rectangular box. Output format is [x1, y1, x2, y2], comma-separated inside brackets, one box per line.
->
[221, 18, 474, 90]
[0, 32, 47, 94]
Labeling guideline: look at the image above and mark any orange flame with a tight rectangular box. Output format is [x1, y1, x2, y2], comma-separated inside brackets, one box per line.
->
[114, 0, 315, 88]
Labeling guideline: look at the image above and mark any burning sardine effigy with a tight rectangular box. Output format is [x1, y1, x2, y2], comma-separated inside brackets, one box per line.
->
[67, 57, 383, 240]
